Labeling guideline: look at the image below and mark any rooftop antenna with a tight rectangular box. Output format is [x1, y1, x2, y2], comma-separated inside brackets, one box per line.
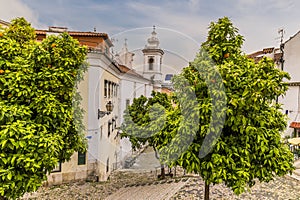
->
[278, 28, 285, 71]
[278, 28, 285, 44]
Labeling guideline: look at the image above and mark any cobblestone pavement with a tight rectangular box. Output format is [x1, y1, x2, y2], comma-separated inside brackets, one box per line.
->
[22, 148, 300, 200]
[22, 170, 300, 200]
[21, 170, 158, 200]
[171, 175, 300, 200]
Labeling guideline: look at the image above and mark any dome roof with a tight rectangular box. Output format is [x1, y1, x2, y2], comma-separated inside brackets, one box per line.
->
[145, 26, 160, 49]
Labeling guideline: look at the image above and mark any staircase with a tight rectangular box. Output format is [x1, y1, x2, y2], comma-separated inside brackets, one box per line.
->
[105, 178, 190, 200]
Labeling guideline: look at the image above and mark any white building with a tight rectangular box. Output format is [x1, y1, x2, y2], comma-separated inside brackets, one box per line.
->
[86, 50, 122, 181]
[278, 31, 300, 138]
[249, 32, 300, 139]
[115, 40, 153, 165]
[35, 27, 123, 183]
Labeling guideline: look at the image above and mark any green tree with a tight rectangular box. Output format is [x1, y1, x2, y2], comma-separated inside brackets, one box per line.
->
[0, 18, 87, 199]
[121, 91, 178, 178]
[159, 17, 294, 200]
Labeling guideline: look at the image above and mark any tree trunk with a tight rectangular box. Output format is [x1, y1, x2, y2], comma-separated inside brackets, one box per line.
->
[160, 164, 165, 179]
[204, 182, 210, 200]
[0, 196, 8, 200]
[153, 146, 166, 179]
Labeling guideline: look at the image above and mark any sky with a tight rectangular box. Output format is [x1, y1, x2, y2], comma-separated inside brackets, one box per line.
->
[1, 0, 300, 70]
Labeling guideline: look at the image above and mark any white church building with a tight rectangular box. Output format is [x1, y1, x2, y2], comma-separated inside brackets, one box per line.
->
[116, 26, 184, 166]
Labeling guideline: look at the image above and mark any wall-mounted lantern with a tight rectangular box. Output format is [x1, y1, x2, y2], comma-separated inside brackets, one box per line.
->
[98, 101, 114, 119]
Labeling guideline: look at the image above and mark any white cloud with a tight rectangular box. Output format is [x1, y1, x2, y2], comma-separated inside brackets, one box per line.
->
[3, 0, 299, 56]
[266, 0, 295, 11]
[0, 0, 45, 28]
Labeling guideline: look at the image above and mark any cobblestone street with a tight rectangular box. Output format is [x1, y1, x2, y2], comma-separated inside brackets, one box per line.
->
[22, 148, 300, 200]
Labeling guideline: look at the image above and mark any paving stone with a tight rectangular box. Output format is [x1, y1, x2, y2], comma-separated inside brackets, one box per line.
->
[21, 148, 300, 200]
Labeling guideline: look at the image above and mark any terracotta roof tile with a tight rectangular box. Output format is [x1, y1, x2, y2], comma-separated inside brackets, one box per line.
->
[262, 47, 275, 54]
[118, 64, 148, 79]
[248, 51, 263, 58]
[290, 122, 300, 129]
[35, 29, 108, 37]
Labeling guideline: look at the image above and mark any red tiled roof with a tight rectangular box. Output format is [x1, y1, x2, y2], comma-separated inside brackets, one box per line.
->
[35, 29, 112, 46]
[262, 47, 275, 54]
[35, 29, 108, 37]
[290, 122, 300, 128]
[118, 64, 131, 73]
[118, 64, 148, 79]
[248, 51, 263, 58]
[247, 47, 282, 64]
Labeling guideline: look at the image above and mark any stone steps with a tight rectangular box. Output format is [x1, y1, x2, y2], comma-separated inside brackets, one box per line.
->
[105, 178, 189, 200]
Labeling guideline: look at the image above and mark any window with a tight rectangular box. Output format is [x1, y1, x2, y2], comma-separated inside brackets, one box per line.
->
[105, 80, 118, 98]
[111, 82, 113, 98]
[148, 56, 154, 70]
[106, 158, 109, 172]
[108, 121, 112, 137]
[112, 118, 117, 130]
[108, 82, 111, 98]
[126, 99, 130, 108]
[112, 84, 115, 97]
[104, 80, 108, 97]
[78, 152, 86, 165]
[165, 74, 173, 81]
[112, 119, 115, 131]
[114, 84, 118, 97]
[133, 82, 136, 98]
[100, 126, 103, 140]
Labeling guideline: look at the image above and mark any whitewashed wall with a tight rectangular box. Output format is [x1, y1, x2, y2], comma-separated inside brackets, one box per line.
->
[119, 75, 153, 166]
[279, 32, 300, 137]
[279, 86, 300, 137]
[284, 33, 300, 82]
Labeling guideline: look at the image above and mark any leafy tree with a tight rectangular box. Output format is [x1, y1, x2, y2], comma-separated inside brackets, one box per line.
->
[159, 17, 295, 200]
[121, 91, 178, 178]
[0, 18, 87, 199]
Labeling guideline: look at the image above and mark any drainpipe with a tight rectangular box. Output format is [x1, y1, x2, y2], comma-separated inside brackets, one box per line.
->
[280, 43, 284, 71]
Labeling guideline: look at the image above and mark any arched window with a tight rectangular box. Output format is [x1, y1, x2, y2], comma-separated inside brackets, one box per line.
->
[148, 57, 154, 70]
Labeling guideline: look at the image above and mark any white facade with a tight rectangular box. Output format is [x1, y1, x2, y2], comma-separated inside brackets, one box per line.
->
[116, 40, 153, 166]
[86, 52, 121, 181]
[115, 39, 135, 69]
[278, 31, 300, 137]
[119, 76, 153, 164]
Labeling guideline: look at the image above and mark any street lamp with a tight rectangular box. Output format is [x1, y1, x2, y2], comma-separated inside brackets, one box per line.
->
[98, 101, 114, 119]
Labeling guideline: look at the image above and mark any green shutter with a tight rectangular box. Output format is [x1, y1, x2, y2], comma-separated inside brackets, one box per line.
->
[78, 152, 86, 165]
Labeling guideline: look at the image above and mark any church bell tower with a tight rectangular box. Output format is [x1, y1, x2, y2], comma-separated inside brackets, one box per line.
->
[142, 26, 164, 87]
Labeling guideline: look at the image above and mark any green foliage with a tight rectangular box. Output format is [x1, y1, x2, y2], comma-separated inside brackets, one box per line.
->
[202, 17, 244, 65]
[121, 91, 175, 151]
[121, 16, 295, 197]
[168, 17, 294, 195]
[0, 17, 88, 199]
